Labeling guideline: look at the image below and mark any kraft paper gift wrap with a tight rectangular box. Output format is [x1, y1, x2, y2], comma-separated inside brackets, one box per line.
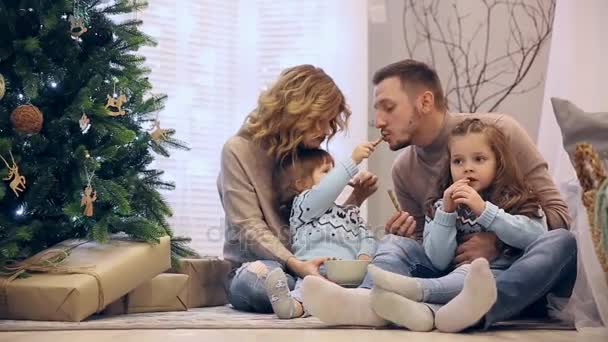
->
[104, 273, 189, 315]
[0, 236, 170, 322]
[171, 257, 231, 308]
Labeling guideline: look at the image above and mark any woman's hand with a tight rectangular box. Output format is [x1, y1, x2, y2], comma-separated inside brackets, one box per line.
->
[286, 257, 329, 278]
[357, 254, 372, 261]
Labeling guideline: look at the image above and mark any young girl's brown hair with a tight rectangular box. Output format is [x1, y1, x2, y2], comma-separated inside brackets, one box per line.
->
[426, 118, 541, 219]
[274, 148, 334, 221]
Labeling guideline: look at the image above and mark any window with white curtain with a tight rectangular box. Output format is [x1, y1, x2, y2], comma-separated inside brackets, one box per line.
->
[139, 0, 367, 256]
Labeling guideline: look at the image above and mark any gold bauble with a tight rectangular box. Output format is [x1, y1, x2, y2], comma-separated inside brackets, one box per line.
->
[0, 73, 5, 100]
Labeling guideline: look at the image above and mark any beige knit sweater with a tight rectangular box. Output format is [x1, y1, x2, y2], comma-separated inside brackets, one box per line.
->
[217, 129, 293, 267]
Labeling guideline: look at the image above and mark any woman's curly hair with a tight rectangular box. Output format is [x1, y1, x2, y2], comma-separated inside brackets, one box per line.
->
[245, 65, 351, 162]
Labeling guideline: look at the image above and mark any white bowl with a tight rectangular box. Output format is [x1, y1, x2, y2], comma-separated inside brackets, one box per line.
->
[324, 259, 370, 287]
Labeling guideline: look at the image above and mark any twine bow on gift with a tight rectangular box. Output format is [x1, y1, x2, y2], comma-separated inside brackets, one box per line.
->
[0, 248, 70, 281]
[0, 243, 106, 314]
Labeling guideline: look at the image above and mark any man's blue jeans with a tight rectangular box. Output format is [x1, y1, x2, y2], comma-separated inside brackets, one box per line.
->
[359, 229, 577, 328]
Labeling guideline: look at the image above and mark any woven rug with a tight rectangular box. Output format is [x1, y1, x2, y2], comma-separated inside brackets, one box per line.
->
[0, 305, 575, 331]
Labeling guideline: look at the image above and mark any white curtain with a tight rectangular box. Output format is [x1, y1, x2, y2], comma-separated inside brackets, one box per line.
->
[537, 0, 608, 331]
[138, 0, 368, 256]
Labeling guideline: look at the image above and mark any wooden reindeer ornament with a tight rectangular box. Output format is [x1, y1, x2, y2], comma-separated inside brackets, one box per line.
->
[1, 151, 26, 197]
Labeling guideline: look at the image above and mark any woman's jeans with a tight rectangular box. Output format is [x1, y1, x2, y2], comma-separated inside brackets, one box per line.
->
[226, 260, 320, 312]
[226, 260, 296, 313]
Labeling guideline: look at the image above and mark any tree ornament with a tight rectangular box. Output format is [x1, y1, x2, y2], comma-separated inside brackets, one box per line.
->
[0, 73, 5, 100]
[81, 165, 96, 217]
[81, 185, 96, 216]
[105, 81, 127, 116]
[105, 94, 127, 116]
[149, 118, 169, 142]
[79, 112, 91, 133]
[11, 104, 44, 134]
[1, 151, 26, 197]
[69, 0, 89, 39]
[69, 15, 88, 39]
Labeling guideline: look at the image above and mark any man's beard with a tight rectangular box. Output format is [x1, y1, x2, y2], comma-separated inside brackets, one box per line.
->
[389, 138, 411, 151]
[390, 108, 420, 150]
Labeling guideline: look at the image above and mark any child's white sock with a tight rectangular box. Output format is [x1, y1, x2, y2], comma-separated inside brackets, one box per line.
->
[301, 276, 387, 326]
[367, 264, 423, 301]
[370, 287, 435, 331]
[264, 268, 303, 319]
[435, 258, 497, 332]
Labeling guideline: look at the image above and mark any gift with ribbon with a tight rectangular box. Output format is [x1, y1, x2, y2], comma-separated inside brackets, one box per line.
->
[0, 236, 170, 321]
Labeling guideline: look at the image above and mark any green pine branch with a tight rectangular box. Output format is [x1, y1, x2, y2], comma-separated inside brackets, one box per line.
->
[0, 0, 195, 268]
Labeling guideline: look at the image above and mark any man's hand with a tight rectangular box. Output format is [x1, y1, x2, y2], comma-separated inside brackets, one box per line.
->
[453, 232, 501, 266]
[385, 211, 417, 237]
[286, 257, 329, 278]
[345, 171, 379, 207]
[357, 254, 372, 261]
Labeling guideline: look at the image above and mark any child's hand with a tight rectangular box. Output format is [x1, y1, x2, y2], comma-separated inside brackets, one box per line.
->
[357, 254, 372, 261]
[452, 184, 486, 216]
[347, 171, 379, 206]
[351, 140, 380, 165]
[442, 178, 470, 212]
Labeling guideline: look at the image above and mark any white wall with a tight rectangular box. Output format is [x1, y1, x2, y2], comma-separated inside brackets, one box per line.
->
[322, 1, 370, 215]
[537, 0, 608, 184]
[366, 0, 553, 229]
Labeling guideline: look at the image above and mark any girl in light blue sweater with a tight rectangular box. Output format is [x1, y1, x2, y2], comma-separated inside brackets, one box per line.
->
[265, 141, 380, 319]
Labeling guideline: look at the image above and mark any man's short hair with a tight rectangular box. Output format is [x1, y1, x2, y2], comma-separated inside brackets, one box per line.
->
[373, 59, 447, 111]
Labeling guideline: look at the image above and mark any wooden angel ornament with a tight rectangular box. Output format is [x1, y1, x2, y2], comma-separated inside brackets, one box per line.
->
[81, 184, 97, 217]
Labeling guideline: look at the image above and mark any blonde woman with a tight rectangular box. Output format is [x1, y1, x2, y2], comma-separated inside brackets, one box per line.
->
[218, 65, 378, 313]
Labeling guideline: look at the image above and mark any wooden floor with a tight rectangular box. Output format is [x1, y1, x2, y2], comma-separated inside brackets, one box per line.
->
[2, 328, 607, 342]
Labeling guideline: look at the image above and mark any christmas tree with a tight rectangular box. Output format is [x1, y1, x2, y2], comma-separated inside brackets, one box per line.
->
[0, 0, 194, 269]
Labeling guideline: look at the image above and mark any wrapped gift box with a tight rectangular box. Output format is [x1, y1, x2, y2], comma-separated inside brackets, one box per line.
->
[104, 273, 189, 315]
[0, 236, 170, 322]
[171, 257, 231, 308]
